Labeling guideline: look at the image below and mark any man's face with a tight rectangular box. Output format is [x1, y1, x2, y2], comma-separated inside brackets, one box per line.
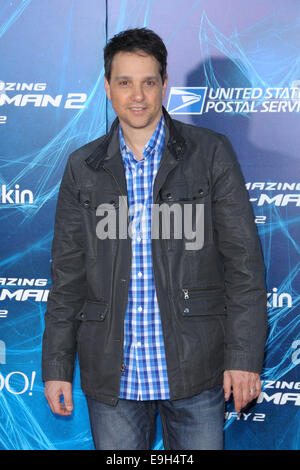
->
[104, 50, 168, 134]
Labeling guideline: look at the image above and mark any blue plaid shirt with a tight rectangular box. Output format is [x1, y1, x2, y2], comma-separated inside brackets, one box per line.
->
[118, 115, 170, 400]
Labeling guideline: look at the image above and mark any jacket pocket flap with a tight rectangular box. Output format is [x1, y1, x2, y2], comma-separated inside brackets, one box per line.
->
[160, 181, 209, 202]
[76, 300, 108, 321]
[79, 189, 120, 209]
[178, 294, 226, 317]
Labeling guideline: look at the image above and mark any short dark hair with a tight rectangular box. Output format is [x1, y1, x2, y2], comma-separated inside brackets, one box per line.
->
[104, 28, 168, 83]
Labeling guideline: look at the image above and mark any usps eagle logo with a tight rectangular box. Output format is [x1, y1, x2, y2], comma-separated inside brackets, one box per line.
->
[167, 87, 207, 114]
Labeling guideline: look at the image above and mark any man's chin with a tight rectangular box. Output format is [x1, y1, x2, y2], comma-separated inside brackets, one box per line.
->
[121, 111, 162, 131]
[122, 117, 152, 130]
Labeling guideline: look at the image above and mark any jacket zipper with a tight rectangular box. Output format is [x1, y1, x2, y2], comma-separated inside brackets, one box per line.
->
[182, 286, 222, 300]
[102, 166, 131, 382]
[102, 166, 130, 225]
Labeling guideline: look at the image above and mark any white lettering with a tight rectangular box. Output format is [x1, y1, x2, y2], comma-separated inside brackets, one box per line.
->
[0, 289, 49, 301]
[1, 185, 33, 204]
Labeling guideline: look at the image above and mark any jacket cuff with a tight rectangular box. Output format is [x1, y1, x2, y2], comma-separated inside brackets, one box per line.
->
[224, 351, 264, 375]
[42, 360, 74, 383]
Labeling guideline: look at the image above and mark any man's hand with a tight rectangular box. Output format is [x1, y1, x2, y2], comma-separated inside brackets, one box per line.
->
[44, 380, 73, 416]
[223, 370, 261, 412]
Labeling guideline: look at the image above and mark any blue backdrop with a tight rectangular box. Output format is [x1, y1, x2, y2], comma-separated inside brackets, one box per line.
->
[0, 0, 299, 450]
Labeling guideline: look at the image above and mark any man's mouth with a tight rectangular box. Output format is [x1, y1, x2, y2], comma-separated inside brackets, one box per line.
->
[129, 106, 147, 112]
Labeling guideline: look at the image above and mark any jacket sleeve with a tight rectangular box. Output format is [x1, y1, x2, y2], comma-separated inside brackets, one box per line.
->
[211, 135, 268, 374]
[42, 155, 87, 383]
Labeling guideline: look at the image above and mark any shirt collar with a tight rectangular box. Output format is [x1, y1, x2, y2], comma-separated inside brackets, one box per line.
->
[119, 114, 165, 163]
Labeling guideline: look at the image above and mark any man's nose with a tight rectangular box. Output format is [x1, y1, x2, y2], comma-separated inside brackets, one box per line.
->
[131, 83, 144, 101]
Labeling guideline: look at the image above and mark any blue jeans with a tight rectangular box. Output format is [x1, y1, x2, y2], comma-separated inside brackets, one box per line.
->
[86, 385, 224, 450]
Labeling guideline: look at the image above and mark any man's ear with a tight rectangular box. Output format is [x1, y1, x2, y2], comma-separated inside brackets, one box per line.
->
[104, 76, 111, 100]
[162, 74, 168, 100]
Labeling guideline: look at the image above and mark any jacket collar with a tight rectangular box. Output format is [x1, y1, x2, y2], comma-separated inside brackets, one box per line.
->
[85, 106, 186, 171]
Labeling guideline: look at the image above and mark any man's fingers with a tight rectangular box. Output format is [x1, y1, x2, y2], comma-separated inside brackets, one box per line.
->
[52, 394, 72, 415]
[223, 371, 232, 401]
[248, 376, 261, 400]
[231, 381, 246, 412]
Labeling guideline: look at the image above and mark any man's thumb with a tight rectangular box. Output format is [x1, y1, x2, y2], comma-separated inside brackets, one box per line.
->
[63, 386, 73, 410]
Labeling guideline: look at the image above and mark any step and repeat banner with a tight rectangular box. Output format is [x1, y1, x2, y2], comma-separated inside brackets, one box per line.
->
[0, 0, 299, 450]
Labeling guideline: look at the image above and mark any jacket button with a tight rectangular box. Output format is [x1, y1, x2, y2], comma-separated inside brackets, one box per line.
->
[166, 193, 172, 199]
[83, 200, 90, 208]
[121, 363, 126, 373]
[184, 308, 190, 313]
[99, 313, 105, 320]
[198, 189, 204, 195]
[80, 312, 85, 319]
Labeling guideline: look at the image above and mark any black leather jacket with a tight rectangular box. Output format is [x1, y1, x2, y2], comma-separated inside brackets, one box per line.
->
[42, 108, 267, 405]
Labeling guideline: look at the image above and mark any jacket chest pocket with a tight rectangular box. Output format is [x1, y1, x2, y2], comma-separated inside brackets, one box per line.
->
[157, 181, 209, 251]
[78, 188, 122, 257]
[159, 180, 209, 203]
[79, 188, 120, 211]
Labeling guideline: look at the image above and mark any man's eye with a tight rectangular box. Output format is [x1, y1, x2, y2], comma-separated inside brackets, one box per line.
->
[145, 81, 155, 86]
[120, 81, 129, 86]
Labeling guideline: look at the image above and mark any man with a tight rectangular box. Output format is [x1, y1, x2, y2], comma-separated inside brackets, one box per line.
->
[42, 28, 267, 450]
